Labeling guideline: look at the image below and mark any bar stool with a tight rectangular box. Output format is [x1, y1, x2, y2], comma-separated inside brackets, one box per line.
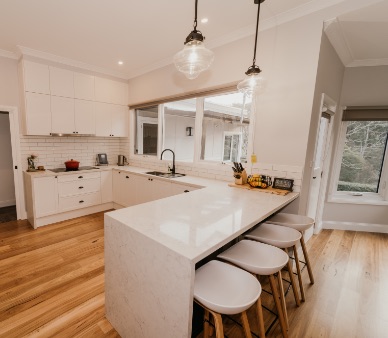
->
[194, 260, 265, 338]
[266, 213, 315, 285]
[219, 240, 291, 337]
[245, 223, 305, 302]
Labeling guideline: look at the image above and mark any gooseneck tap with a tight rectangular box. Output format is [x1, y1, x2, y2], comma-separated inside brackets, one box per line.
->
[160, 149, 175, 174]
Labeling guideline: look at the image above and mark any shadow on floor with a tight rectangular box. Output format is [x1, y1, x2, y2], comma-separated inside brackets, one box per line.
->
[0, 205, 17, 223]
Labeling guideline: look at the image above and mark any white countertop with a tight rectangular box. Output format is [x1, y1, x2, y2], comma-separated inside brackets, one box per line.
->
[105, 169, 298, 263]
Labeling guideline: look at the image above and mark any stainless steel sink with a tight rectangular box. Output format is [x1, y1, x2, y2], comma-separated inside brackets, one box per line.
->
[145, 171, 186, 179]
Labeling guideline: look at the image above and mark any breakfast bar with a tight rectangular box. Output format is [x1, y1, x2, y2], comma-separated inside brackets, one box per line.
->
[104, 180, 298, 338]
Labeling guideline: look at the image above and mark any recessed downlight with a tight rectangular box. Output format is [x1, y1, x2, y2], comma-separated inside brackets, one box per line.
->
[118, 61, 124, 65]
[201, 18, 208, 24]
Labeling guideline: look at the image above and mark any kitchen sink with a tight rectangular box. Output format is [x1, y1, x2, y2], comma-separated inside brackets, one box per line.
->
[145, 171, 186, 179]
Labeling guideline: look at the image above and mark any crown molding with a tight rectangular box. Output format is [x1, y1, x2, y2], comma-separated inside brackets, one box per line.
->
[348, 58, 388, 67]
[0, 48, 18, 60]
[17, 46, 129, 80]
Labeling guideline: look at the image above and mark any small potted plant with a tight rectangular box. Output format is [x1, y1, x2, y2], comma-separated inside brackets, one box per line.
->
[27, 154, 38, 172]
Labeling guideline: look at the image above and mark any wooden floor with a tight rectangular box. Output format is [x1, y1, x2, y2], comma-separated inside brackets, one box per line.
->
[1, 213, 388, 337]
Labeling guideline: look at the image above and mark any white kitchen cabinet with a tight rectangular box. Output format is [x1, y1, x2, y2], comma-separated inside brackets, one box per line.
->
[49, 66, 74, 98]
[95, 102, 128, 137]
[135, 175, 173, 205]
[75, 99, 95, 134]
[23, 61, 50, 94]
[25, 92, 51, 135]
[95, 76, 112, 103]
[111, 81, 128, 105]
[51, 96, 75, 134]
[101, 171, 113, 203]
[33, 176, 58, 218]
[74, 73, 95, 101]
[113, 170, 137, 207]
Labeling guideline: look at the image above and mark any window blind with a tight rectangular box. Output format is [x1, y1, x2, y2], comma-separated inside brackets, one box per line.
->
[342, 106, 388, 121]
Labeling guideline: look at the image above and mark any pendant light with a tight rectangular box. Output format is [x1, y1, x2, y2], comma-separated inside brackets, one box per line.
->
[237, 0, 266, 96]
[173, 0, 214, 80]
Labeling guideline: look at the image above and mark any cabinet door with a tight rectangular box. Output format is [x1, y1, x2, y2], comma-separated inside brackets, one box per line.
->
[111, 81, 128, 105]
[49, 67, 74, 98]
[134, 175, 153, 205]
[25, 92, 51, 135]
[111, 105, 128, 137]
[121, 173, 137, 206]
[112, 171, 123, 205]
[23, 61, 50, 94]
[51, 96, 75, 134]
[75, 99, 95, 134]
[152, 179, 173, 201]
[74, 73, 95, 101]
[33, 176, 58, 217]
[101, 171, 113, 203]
[95, 76, 112, 103]
[95, 102, 112, 136]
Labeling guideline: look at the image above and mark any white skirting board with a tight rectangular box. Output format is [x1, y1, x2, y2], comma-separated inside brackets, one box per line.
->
[0, 199, 16, 208]
[322, 221, 388, 234]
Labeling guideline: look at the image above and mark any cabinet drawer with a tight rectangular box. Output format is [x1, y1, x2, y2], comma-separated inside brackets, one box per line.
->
[58, 178, 100, 197]
[59, 191, 101, 212]
[57, 172, 100, 183]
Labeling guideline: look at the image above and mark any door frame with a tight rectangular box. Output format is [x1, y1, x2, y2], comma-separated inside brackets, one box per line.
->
[0, 105, 26, 220]
[307, 94, 337, 234]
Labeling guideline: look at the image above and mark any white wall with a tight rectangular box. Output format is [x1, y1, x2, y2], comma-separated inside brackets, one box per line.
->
[0, 113, 16, 207]
[322, 65, 388, 229]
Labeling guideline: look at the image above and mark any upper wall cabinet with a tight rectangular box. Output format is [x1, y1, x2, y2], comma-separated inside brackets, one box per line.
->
[95, 76, 128, 106]
[74, 73, 95, 101]
[49, 67, 75, 98]
[23, 61, 50, 95]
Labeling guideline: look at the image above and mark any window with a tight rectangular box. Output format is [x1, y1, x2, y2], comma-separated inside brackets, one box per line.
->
[134, 105, 158, 156]
[201, 92, 251, 163]
[332, 106, 388, 202]
[131, 90, 254, 166]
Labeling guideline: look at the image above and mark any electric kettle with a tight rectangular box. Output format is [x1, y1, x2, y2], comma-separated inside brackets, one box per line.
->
[117, 155, 127, 166]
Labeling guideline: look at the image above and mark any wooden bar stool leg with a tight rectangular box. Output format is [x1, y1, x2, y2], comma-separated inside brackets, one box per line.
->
[204, 309, 210, 337]
[256, 297, 266, 338]
[277, 271, 289, 329]
[293, 245, 306, 302]
[211, 312, 224, 338]
[269, 274, 288, 338]
[241, 311, 253, 338]
[300, 234, 315, 284]
[284, 249, 300, 307]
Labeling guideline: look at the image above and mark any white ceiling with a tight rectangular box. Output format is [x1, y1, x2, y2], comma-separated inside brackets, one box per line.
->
[0, 0, 385, 79]
[324, 1, 388, 67]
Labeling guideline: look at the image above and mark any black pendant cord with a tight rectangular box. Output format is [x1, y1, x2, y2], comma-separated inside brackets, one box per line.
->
[252, 0, 261, 66]
[193, 0, 198, 30]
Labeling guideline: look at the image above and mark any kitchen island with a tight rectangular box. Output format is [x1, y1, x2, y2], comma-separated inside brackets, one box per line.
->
[104, 178, 298, 338]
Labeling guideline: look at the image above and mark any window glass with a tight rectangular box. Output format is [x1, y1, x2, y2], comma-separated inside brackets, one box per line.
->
[201, 92, 251, 163]
[134, 106, 158, 156]
[162, 99, 196, 162]
[338, 121, 388, 192]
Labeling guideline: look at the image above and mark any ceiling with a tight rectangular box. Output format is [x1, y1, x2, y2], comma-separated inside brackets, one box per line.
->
[324, 1, 388, 67]
[0, 0, 385, 79]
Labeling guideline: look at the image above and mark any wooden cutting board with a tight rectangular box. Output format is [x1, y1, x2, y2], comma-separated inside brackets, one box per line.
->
[228, 183, 290, 196]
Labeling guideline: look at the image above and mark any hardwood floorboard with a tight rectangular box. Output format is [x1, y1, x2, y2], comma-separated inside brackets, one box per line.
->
[1, 214, 388, 337]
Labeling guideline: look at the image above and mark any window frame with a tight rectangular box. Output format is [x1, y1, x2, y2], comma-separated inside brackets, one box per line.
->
[129, 90, 256, 170]
[328, 119, 388, 205]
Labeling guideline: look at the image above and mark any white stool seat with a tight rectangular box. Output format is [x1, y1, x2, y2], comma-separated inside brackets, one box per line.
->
[246, 223, 301, 249]
[194, 260, 261, 315]
[218, 240, 289, 275]
[267, 213, 314, 232]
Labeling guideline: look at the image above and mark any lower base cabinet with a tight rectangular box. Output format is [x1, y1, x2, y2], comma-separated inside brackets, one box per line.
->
[113, 171, 137, 207]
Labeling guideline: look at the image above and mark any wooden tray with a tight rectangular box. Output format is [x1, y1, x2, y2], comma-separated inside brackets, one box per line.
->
[228, 183, 290, 196]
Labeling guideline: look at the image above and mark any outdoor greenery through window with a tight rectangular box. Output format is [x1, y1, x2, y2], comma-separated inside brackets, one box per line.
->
[338, 121, 388, 193]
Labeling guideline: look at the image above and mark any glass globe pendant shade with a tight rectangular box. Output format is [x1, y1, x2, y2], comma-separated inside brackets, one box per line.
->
[237, 72, 266, 97]
[173, 40, 214, 80]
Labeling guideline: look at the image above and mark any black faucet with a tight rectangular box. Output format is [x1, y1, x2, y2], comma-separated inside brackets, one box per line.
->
[160, 149, 175, 174]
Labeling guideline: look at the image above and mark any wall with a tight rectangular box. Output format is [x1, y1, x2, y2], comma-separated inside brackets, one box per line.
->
[0, 113, 16, 207]
[0, 57, 20, 107]
[322, 65, 388, 230]
[298, 33, 345, 218]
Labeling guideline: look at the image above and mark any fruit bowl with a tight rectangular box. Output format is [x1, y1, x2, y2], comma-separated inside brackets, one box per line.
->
[247, 174, 272, 189]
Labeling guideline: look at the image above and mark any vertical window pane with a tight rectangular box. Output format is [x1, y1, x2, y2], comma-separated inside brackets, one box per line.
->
[338, 121, 388, 192]
[201, 92, 251, 163]
[163, 99, 196, 162]
[134, 106, 158, 156]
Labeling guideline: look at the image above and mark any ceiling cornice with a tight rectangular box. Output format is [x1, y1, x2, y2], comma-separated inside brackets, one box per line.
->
[348, 58, 388, 67]
[0, 49, 18, 60]
[17, 46, 129, 80]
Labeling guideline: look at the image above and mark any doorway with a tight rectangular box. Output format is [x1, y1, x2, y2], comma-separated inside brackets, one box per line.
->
[0, 106, 25, 220]
[307, 94, 336, 233]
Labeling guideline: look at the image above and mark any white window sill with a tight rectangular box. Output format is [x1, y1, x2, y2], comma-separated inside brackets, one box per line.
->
[328, 193, 388, 206]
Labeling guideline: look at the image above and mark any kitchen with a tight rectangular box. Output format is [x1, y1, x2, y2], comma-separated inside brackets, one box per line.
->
[1, 0, 388, 337]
